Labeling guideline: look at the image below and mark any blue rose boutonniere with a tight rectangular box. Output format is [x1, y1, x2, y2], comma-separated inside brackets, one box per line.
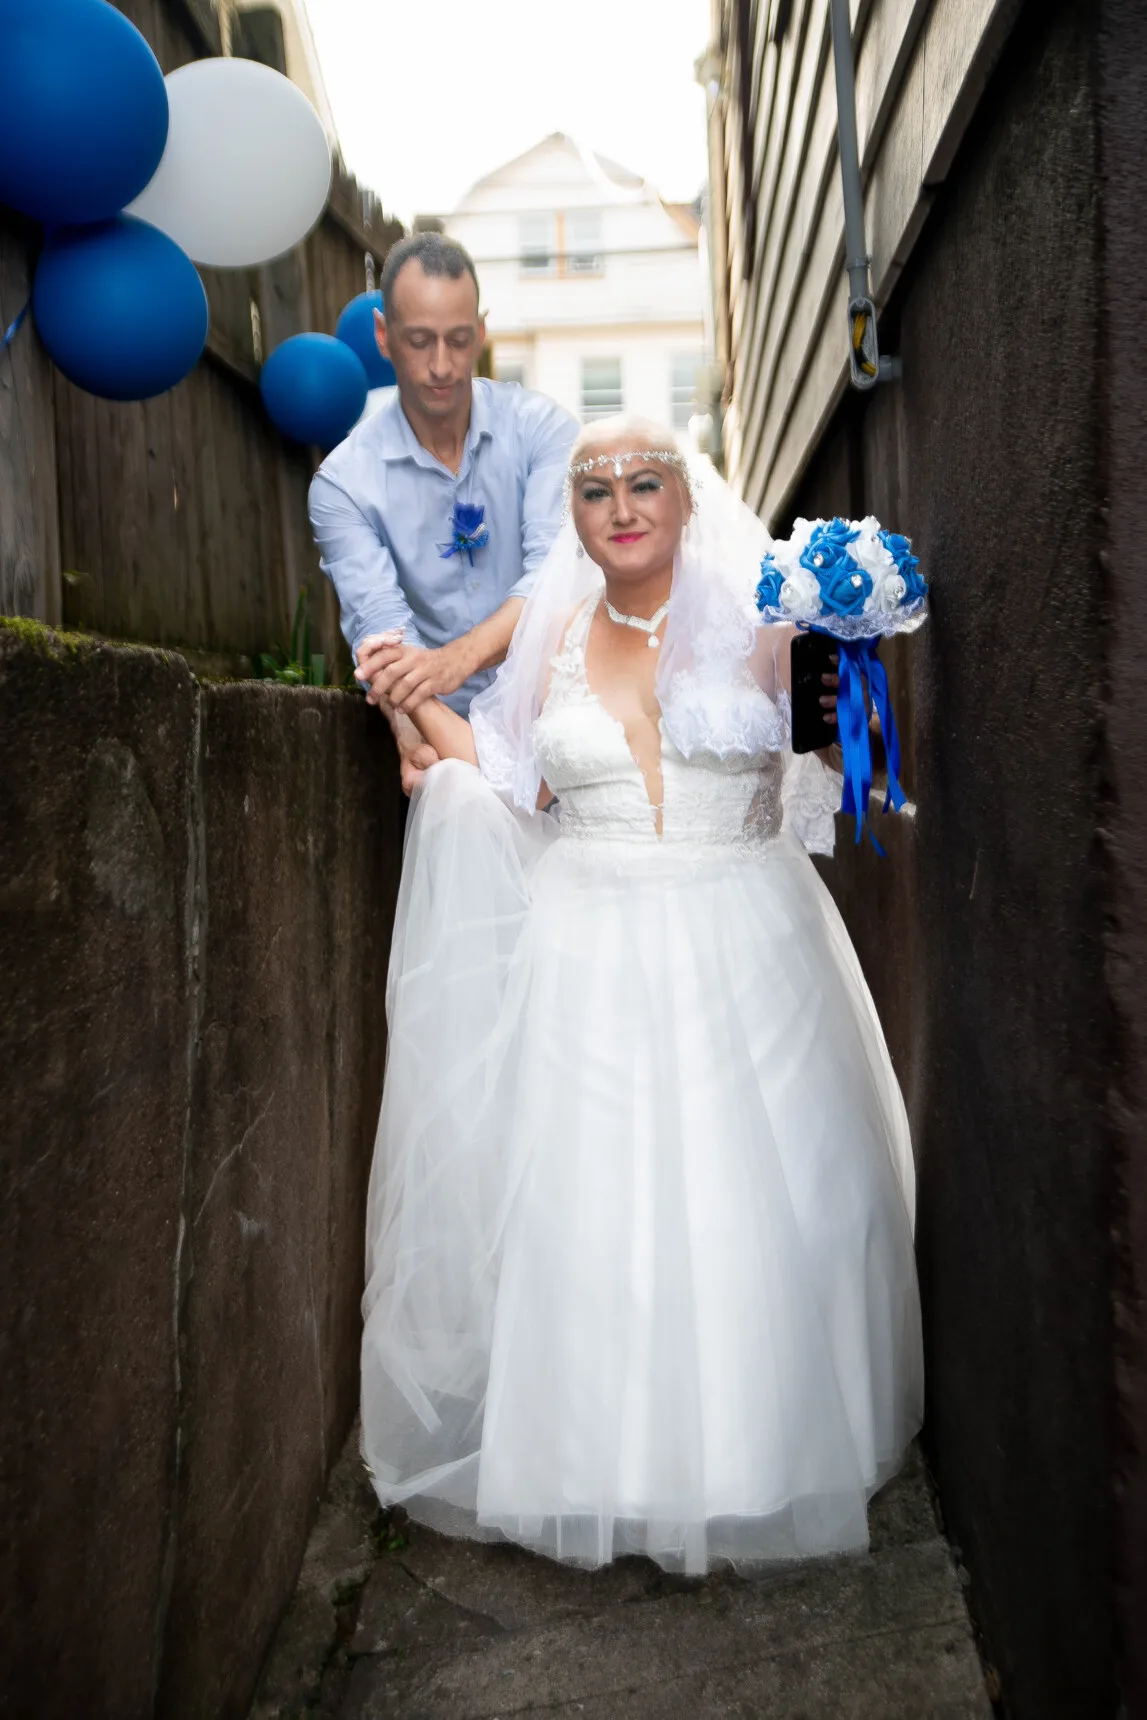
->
[439, 501, 490, 568]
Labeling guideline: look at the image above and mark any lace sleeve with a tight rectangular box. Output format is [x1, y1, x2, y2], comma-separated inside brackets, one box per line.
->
[782, 742, 842, 857]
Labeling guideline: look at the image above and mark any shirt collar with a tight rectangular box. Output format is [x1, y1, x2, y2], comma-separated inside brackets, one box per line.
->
[378, 379, 494, 468]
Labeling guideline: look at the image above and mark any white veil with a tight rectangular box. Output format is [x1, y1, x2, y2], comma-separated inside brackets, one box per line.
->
[471, 425, 792, 813]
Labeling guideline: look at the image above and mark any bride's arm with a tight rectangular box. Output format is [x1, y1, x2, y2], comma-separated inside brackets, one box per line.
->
[407, 695, 555, 810]
[750, 623, 842, 767]
[406, 697, 479, 767]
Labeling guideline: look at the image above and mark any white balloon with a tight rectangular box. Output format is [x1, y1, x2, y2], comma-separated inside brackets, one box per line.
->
[127, 58, 332, 268]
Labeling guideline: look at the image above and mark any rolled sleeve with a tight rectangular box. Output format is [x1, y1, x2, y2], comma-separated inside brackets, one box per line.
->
[308, 470, 427, 656]
[513, 398, 579, 598]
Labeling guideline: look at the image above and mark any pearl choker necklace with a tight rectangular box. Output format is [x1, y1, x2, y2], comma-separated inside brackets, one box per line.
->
[603, 595, 671, 647]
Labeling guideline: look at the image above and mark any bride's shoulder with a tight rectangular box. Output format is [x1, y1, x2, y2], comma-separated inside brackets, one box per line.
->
[555, 595, 598, 654]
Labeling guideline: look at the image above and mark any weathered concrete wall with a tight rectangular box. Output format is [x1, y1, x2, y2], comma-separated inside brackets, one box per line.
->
[0, 624, 404, 1718]
[791, 5, 1125, 1716]
[1098, 4, 1147, 1715]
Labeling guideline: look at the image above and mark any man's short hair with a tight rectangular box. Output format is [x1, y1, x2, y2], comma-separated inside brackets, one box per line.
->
[380, 233, 480, 316]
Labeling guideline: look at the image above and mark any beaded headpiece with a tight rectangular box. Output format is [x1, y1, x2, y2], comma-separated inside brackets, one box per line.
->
[565, 447, 695, 518]
[568, 447, 689, 481]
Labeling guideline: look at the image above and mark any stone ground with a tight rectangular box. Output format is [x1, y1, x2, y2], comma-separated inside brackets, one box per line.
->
[250, 1427, 995, 1720]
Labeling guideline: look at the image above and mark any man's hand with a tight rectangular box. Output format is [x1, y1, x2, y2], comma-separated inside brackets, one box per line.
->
[355, 632, 475, 714]
[353, 636, 441, 793]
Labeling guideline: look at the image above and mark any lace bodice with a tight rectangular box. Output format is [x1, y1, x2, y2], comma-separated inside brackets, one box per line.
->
[533, 599, 786, 850]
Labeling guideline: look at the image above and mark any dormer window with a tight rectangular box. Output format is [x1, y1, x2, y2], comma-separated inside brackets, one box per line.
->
[566, 211, 603, 275]
[519, 213, 557, 275]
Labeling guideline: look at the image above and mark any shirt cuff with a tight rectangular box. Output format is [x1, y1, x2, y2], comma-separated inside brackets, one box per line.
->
[352, 619, 428, 659]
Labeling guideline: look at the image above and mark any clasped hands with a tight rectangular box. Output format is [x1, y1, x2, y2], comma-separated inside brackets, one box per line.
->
[355, 631, 477, 796]
[354, 631, 473, 713]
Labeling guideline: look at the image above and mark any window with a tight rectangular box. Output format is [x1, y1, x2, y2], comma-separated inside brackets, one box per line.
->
[497, 360, 526, 387]
[566, 210, 603, 274]
[519, 213, 556, 275]
[670, 354, 703, 428]
[581, 358, 623, 422]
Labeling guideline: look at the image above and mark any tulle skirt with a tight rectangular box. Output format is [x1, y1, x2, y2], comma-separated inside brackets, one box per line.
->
[361, 761, 923, 1574]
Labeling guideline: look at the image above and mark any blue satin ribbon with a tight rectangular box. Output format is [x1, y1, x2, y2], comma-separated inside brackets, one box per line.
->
[814, 628, 906, 853]
[1, 299, 31, 352]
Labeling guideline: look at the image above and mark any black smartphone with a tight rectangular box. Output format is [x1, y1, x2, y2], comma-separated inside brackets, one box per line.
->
[789, 630, 839, 755]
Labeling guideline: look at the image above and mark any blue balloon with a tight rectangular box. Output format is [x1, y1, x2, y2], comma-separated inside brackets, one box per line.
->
[34, 216, 208, 401]
[334, 291, 396, 390]
[261, 334, 369, 450]
[0, 0, 169, 225]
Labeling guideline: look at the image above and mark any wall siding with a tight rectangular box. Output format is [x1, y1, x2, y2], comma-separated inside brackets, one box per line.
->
[713, 0, 1021, 521]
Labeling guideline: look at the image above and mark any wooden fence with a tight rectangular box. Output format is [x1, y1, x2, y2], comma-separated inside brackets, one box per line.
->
[0, 0, 403, 674]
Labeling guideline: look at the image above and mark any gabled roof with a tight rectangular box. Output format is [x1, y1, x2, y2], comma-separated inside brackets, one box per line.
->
[453, 133, 651, 208]
[662, 200, 701, 240]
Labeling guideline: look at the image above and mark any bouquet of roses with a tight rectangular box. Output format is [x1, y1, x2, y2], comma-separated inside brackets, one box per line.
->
[756, 517, 928, 849]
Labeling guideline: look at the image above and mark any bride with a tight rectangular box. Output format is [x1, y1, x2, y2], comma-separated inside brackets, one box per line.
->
[359, 416, 923, 1575]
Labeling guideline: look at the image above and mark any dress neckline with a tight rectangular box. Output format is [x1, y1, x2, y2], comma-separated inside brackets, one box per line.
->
[572, 595, 665, 836]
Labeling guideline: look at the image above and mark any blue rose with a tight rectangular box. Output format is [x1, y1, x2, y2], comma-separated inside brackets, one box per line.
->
[879, 530, 927, 602]
[820, 517, 861, 550]
[756, 555, 784, 610]
[799, 519, 860, 581]
[453, 501, 487, 541]
[818, 561, 872, 616]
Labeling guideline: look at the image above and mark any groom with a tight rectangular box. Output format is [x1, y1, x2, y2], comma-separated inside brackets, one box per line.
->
[309, 232, 578, 792]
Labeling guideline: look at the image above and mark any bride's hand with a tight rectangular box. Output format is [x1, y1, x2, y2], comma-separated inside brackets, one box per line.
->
[819, 654, 839, 730]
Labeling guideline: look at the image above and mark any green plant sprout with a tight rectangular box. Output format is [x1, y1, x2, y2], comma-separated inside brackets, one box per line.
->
[256, 584, 328, 687]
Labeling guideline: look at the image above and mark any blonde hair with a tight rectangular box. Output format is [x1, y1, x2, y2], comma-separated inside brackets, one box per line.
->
[569, 413, 683, 468]
[567, 415, 693, 513]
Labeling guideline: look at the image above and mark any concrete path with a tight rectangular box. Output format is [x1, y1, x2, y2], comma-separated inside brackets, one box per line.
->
[251, 1428, 992, 1720]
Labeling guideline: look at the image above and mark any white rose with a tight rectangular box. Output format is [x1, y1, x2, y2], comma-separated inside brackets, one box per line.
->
[854, 531, 897, 580]
[779, 567, 820, 619]
[854, 532, 900, 616]
[869, 571, 907, 615]
[768, 536, 799, 576]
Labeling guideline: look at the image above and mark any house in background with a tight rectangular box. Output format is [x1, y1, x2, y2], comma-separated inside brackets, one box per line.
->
[440, 134, 709, 437]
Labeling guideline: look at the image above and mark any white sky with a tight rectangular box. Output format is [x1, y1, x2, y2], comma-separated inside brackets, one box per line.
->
[300, 0, 713, 224]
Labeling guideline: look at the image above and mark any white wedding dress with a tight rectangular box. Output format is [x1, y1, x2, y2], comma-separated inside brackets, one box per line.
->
[360, 598, 923, 1574]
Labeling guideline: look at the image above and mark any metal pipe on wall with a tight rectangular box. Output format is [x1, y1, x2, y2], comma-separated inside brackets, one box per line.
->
[828, 0, 870, 304]
[828, 0, 898, 389]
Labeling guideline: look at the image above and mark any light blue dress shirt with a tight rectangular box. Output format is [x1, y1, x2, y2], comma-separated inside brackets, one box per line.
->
[308, 379, 579, 715]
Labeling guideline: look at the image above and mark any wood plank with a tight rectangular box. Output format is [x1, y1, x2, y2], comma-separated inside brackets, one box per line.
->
[0, 0, 401, 659]
[738, 0, 924, 469]
[0, 220, 60, 622]
[56, 370, 110, 633]
[141, 386, 182, 644]
[758, 0, 1018, 519]
[726, 0, 1021, 518]
[749, 0, 816, 281]
[920, 0, 1024, 185]
[739, 5, 835, 428]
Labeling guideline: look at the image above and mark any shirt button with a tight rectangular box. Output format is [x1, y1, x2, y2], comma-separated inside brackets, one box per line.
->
[471, 581, 480, 591]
